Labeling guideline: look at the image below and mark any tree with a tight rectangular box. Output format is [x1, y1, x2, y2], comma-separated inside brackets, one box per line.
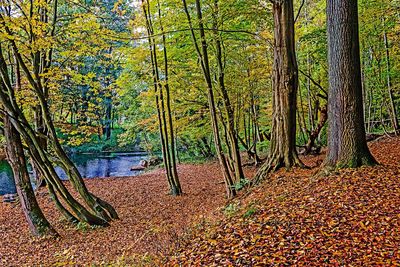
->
[141, 0, 182, 196]
[2, 102, 58, 237]
[253, 0, 303, 184]
[323, 0, 377, 169]
[182, 0, 237, 198]
[0, 1, 118, 227]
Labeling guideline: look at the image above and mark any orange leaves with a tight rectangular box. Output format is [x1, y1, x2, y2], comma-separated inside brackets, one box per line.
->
[1, 137, 400, 265]
[166, 137, 400, 266]
[0, 163, 228, 265]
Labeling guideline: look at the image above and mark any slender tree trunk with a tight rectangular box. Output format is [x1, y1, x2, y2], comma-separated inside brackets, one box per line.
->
[382, 20, 398, 132]
[182, 0, 236, 198]
[142, 0, 182, 195]
[104, 98, 112, 140]
[212, 0, 244, 183]
[254, 0, 303, 184]
[3, 115, 58, 237]
[143, 1, 173, 193]
[323, 0, 376, 169]
[157, 0, 182, 195]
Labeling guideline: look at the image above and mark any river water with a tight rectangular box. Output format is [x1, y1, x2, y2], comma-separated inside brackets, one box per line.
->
[0, 152, 148, 196]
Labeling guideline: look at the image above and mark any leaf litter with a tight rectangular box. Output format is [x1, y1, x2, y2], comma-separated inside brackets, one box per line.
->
[0, 137, 399, 266]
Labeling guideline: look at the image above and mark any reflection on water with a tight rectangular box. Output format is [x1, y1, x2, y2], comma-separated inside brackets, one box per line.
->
[55, 152, 148, 180]
[0, 152, 148, 195]
[0, 161, 16, 195]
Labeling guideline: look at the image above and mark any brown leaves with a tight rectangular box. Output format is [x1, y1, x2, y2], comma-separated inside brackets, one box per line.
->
[0, 164, 227, 265]
[1, 137, 400, 265]
[166, 137, 400, 266]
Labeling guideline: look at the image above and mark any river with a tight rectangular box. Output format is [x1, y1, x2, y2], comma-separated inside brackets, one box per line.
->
[0, 152, 148, 196]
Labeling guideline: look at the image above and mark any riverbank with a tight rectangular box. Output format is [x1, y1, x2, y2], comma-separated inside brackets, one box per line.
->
[0, 137, 399, 265]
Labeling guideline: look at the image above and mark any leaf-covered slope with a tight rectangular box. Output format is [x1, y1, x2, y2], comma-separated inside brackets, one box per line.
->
[167, 137, 400, 266]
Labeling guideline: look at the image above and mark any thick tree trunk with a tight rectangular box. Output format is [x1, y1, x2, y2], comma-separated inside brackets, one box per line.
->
[3, 115, 58, 237]
[324, 0, 376, 168]
[254, 0, 303, 184]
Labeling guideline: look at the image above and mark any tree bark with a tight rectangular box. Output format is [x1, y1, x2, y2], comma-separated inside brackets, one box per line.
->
[157, 0, 182, 195]
[212, 0, 245, 183]
[254, 0, 303, 184]
[3, 115, 58, 237]
[182, 0, 236, 198]
[382, 20, 398, 132]
[0, 41, 115, 227]
[142, 0, 182, 196]
[324, 0, 376, 169]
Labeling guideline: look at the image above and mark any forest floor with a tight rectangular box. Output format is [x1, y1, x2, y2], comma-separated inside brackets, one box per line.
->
[163, 137, 400, 266]
[0, 163, 239, 266]
[0, 137, 399, 266]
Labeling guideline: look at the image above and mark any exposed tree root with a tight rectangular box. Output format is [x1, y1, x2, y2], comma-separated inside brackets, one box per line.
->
[252, 151, 306, 185]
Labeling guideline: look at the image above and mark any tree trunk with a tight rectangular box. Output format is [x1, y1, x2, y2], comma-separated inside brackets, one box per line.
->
[212, 0, 245, 184]
[324, 0, 376, 169]
[158, 0, 182, 195]
[382, 20, 398, 132]
[3, 115, 58, 237]
[182, 0, 236, 198]
[103, 98, 112, 140]
[254, 0, 303, 184]
[0, 42, 115, 226]
[142, 0, 182, 196]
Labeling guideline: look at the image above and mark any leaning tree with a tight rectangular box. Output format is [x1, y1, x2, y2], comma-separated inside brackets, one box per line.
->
[0, 1, 118, 228]
[323, 0, 377, 169]
[2, 99, 58, 237]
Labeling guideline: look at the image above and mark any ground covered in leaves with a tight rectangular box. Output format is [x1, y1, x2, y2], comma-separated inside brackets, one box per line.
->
[0, 137, 399, 266]
[166, 137, 400, 266]
[0, 164, 237, 266]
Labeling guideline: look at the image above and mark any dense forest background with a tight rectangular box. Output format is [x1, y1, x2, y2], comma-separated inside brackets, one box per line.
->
[1, 0, 400, 265]
[2, 0, 398, 156]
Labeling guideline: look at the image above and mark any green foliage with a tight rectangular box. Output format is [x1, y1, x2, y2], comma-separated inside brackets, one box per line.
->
[233, 178, 251, 191]
[1, 0, 399, 162]
[75, 222, 90, 232]
[223, 202, 240, 217]
[243, 206, 258, 218]
[61, 128, 135, 153]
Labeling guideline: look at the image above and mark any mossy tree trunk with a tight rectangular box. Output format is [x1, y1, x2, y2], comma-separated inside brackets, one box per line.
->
[323, 0, 377, 169]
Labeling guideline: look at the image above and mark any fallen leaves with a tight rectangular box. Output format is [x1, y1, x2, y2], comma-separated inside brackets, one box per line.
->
[1, 137, 400, 265]
[0, 164, 230, 265]
[165, 137, 400, 266]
